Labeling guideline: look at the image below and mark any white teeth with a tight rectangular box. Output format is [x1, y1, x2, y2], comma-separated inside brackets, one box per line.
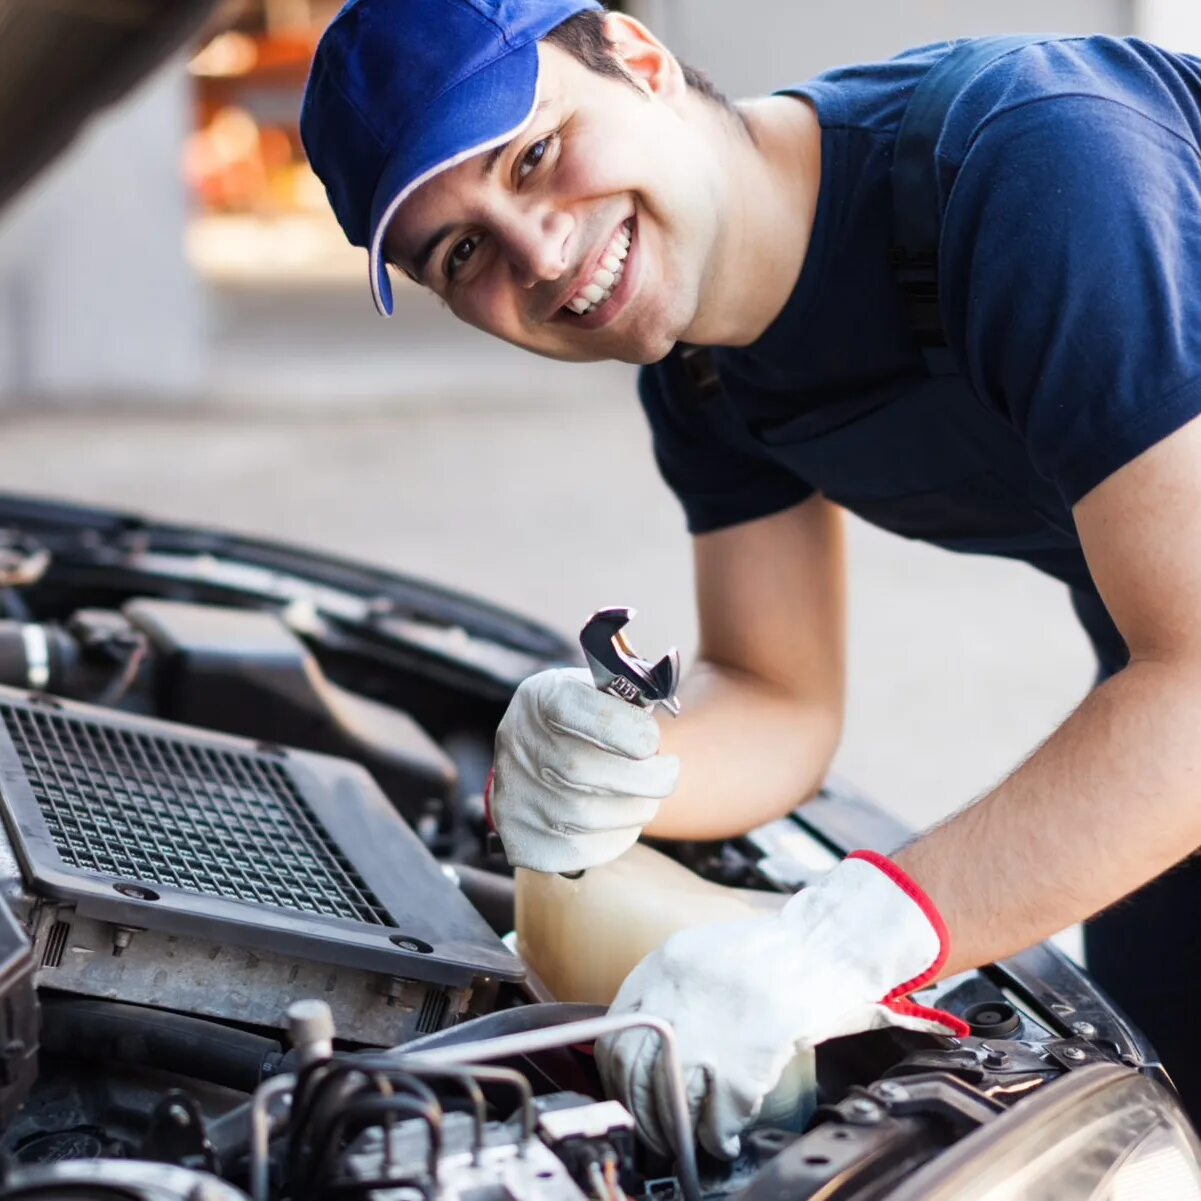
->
[564, 221, 634, 316]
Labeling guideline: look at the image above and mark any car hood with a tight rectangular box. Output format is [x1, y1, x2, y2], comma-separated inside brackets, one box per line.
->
[0, 0, 217, 214]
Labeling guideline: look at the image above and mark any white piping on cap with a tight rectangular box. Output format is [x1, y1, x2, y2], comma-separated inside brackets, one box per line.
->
[368, 75, 542, 315]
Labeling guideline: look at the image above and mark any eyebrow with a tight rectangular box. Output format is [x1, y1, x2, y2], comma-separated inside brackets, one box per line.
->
[405, 99, 554, 283]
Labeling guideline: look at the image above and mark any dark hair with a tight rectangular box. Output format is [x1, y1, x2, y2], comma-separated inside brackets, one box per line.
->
[543, 10, 736, 114]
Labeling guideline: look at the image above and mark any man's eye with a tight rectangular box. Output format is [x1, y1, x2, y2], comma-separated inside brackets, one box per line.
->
[518, 136, 553, 181]
[446, 234, 482, 279]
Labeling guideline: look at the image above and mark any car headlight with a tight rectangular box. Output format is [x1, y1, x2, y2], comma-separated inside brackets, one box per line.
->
[895, 1063, 1201, 1200]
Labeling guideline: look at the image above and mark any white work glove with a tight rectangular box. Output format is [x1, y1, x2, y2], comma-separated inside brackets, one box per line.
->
[488, 667, 680, 873]
[597, 851, 969, 1160]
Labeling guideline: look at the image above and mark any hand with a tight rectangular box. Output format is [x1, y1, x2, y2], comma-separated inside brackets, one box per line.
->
[597, 851, 969, 1159]
[489, 668, 680, 873]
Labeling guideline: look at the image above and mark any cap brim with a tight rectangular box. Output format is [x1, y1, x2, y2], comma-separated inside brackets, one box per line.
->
[367, 43, 541, 316]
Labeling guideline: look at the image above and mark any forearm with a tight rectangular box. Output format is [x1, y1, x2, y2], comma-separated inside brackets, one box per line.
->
[895, 654, 1201, 977]
[645, 656, 841, 840]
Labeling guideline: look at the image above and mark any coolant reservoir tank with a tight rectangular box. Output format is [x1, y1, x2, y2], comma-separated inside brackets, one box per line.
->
[515, 842, 817, 1128]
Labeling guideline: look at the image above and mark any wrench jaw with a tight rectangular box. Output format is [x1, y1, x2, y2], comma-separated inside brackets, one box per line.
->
[642, 648, 682, 716]
[579, 607, 682, 717]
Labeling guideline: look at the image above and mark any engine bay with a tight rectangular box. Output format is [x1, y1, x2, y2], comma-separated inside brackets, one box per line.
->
[0, 495, 1167, 1201]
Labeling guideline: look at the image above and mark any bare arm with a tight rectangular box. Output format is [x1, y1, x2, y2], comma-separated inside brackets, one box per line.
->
[646, 495, 846, 840]
[896, 415, 1201, 976]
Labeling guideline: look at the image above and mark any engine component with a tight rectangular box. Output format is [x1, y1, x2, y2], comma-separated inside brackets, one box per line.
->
[392, 1012, 703, 1201]
[283, 1051, 563, 1201]
[536, 1095, 638, 1195]
[251, 1011, 672, 1201]
[123, 599, 457, 820]
[962, 1001, 1022, 1040]
[0, 686, 520, 1042]
[0, 899, 35, 1130]
[342, 1108, 589, 1201]
[0, 1159, 248, 1201]
[0, 613, 147, 704]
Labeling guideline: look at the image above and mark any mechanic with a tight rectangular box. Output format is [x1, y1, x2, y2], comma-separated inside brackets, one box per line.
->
[300, 0, 1201, 1157]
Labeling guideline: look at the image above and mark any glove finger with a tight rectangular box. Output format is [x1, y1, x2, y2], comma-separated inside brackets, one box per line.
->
[534, 792, 661, 846]
[540, 753, 679, 802]
[600, 1024, 670, 1157]
[696, 1069, 751, 1162]
[540, 673, 663, 760]
[504, 824, 642, 874]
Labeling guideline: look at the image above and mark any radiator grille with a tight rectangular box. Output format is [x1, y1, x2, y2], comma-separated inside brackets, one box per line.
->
[1, 705, 390, 926]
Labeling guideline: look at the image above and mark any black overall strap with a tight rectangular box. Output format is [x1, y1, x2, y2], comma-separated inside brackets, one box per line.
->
[891, 35, 1061, 377]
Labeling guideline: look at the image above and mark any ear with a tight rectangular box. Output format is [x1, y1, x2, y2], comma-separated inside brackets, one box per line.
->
[602, 11, 686, 102]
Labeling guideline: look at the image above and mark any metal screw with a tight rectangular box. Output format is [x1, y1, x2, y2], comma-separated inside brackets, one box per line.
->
[1071, 1021, 1098, 1039]
[1062, 1046, 1087, 1062]
[167, 1102, 190, 1127]
[874, 1082, 909, 1103]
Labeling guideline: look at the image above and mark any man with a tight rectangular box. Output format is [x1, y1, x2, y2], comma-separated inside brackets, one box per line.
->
[300, 0, 1201, 1159]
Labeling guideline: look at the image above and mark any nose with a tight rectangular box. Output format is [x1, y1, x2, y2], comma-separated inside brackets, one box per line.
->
[502, 204, 573, 288]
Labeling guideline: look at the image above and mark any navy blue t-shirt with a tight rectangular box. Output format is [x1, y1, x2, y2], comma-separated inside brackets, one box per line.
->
[638, 36, 1201, 676]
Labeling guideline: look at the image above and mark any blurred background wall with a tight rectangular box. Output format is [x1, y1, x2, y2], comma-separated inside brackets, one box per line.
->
[0, 55, 203, 402]
[636, 0, 1132, 95]
[3, 0, 1179, 406]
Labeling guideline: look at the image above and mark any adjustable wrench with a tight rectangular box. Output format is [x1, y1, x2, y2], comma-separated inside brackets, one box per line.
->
[579, 606, 681, 717]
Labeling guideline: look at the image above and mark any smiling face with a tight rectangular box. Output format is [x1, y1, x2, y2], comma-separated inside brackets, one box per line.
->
[382, 18, 732, 365]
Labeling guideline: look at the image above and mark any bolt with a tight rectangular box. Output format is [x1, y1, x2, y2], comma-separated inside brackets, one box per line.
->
[874, 1082, 909, 1103]
[167, 1102, 190, 1127]
[1062, 1046, 1087, 1062]
[1071, 1021, 1098, 1039]
[111, 927, 137, 957]
[848, 1097, 882, 1122]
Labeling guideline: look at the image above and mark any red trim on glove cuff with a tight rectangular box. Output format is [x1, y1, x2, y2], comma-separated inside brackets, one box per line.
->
[483, 767, 497, 833]
[847, 849, 971, 1039]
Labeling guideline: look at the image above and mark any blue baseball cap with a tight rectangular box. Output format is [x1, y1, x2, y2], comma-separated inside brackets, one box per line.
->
[301, 0, 603, 315]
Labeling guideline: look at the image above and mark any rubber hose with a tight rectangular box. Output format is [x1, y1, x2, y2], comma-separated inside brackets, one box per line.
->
[41, 996, 284, 1093]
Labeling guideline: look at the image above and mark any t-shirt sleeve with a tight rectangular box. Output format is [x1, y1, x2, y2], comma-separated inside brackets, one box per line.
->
[942, 95, 1201, 507]
[637, 356, 815, 535]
